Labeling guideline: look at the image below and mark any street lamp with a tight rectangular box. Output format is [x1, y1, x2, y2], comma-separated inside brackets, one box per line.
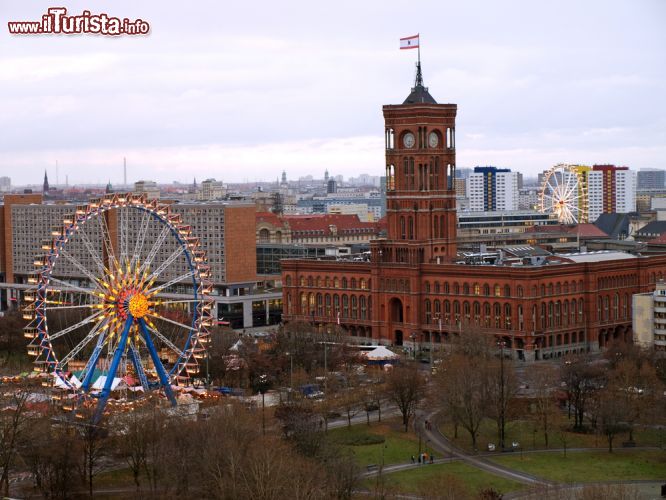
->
[497, 340, 506, 451]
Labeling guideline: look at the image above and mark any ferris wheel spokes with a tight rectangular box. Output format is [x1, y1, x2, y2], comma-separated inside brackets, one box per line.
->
[138, 318, 177, 406]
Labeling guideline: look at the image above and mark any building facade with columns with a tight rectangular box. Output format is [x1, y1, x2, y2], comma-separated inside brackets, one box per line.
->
[281, 64, 666, 360]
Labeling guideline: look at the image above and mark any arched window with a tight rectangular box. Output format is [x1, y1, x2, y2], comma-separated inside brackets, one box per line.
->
[541, 284, 546, 296]
[325, 294, 331, 316]
[504, 303, 511, 329]
[316, 276, 322, 287]
[563, 301, 569, 326]
[286, 293, 292, 314]
[454, 301, 461, 324]
[434, 299, 441, 318]
[334, 295, 340, 316]
[504, 285, 511, 297]
[334, 277, 339, 288]
[494, 284, 501, 297]
[555, 301, 561, 327]
[474, 302, 482, 325]
[360, 296, 367, 320]
[464, 302, 471, 323]
[308, 276, 314, 287]
[518, 305, 524, 330]
[286, 275, 292, 286]
[351, 295, 358, 319]
[434, 282, 441, 294]
[541, 303, 546, 329]
[484, 284, 490, 296]
[424, 281, 431, 293]
[444, 300, 450, 323]
[548, 302, 554, 327]
[300, 293, 307, 314]
[623, 293, 629, 318]
[342, 277, 348, 289]
[342, 295, 349, 318]
[425, 299, 432, 324]
[309, 293, 315, 313]
[494, 303, 501, 328]
[360, 278, 367, 290]
[259, 228, 270, 243]
[482, 302, 490, 327]
[316, 293, 323, 316]
[571, 281, 577, 293]
[613, 293, 619, 320]
[325, 277, 330, 288]
[350, 278, 357, 289]
[444, 282, 450, 294]
[472, 283, 479, 295]
[300, 276, 305, 286]
[603, 295, 609, 321]
[454, 283, 460, 294]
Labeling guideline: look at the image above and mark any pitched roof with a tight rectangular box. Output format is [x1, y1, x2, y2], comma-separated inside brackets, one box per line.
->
[284, 214, 381, 236]
[635, 221, 666, 238]
[594, 213, 631, 239]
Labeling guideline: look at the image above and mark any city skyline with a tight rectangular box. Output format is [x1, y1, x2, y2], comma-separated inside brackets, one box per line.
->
[2, 0, 665, 185]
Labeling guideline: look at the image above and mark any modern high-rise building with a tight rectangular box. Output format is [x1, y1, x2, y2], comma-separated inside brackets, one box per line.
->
[466, 166, 519, 211]
[587, 165, 636, 222]
[637, 169, 665, 190]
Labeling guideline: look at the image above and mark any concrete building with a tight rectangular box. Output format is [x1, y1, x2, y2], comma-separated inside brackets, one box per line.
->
[633, 280, 666, 351]
[466, 167, 519, 212]
[134, 180, 160, 199]
[0, 177, 10, 192]
[637, 169, 665, 190]
[197, 178, 225, 200]
[587, 165, 636, 221]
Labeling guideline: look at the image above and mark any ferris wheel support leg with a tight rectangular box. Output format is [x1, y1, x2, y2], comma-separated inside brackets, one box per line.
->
[138, 318, 177, 407]
[94, 316, 133, 423]
[128, 342, 150, 392]
[81, 331, 107, 393]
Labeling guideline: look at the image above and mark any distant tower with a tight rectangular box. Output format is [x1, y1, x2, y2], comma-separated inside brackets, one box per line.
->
[105, 180, 113, 193]
[281, 170, 287, 184]
[324, 169, 329, 183]
[43, 170, 50, 193]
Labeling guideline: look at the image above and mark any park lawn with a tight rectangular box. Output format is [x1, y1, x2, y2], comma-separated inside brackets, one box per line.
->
[363, 462, 524, 498]
[93, 467, 138, 488]
[438, 412, 666, 453]
[328, 418, 421, 467]
[490, 450, 666, 483]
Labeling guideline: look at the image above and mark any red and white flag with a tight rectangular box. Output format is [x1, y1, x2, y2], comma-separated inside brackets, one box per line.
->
[400, 34, 419, 50]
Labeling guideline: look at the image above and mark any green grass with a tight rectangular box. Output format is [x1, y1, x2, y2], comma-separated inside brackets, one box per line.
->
[363, 462, 524, 498]
[439, 413, 666, 452]
[328, 418, 421, 466]
[490, 450, 666, 483]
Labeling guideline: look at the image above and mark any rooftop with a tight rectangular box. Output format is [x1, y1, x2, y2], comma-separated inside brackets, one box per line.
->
[556, 251, 637, 263]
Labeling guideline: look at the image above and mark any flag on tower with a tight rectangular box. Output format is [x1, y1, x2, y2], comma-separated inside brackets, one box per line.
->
[400, 34, 419, 50]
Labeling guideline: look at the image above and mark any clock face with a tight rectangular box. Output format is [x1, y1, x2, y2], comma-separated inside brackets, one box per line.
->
[428, 132, 439, 148]
[403, 132, 415, 148]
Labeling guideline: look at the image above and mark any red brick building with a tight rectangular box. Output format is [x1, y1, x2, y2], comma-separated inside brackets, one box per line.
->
[281, 64, 666, 360]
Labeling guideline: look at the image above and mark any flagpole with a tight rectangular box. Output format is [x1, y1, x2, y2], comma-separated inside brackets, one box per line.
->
[417, 33, 421, 67]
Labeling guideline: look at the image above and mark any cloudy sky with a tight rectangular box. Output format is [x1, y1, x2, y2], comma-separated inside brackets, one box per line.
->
[1, 0, 665, 186]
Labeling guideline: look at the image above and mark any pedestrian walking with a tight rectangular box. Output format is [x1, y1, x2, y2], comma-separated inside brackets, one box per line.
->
[411, 455, 415, 464]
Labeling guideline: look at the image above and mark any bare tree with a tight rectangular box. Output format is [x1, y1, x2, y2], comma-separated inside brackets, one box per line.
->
[0, 387, 30, 497]
[436, 353, 488, 449]
[529, 364, 559, 448]
[385, 364, 425, 432]
[561, 354, 605, 431]
[75, 411, 108, 498]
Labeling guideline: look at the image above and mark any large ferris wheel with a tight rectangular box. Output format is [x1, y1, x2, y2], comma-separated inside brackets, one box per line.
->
[539, 164, 589, 224]
[23, 194, 213, 422]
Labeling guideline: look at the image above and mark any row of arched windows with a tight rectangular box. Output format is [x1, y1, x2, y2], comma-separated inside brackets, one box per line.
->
[287, 275, 370, 290]
[380, 278, 410, 293]
[288, 292, 372, 321]
[596, 293, 630, 322]
[597, 275, 637, 289]
[422, 279, 592, 298]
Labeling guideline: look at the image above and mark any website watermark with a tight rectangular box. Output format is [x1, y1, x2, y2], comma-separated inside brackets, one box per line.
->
[8, 7, 150, 36]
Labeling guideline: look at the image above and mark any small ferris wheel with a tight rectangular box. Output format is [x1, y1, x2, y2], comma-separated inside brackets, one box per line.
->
[539, 164, 589, 224]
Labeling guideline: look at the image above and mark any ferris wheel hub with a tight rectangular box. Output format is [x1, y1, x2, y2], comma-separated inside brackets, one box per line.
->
[128, 293, 150, 319]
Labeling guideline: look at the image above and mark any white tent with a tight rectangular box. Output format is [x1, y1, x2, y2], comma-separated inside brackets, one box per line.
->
[91, 375, 125, 391]
[365, 346, 400, 361]
[52, 373, 82, 390]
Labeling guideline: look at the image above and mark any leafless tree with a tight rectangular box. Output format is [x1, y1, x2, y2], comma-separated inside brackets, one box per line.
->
[561, 354, 605, 431]
[528, 364, 559, 448]
[0, 387, 30, 497]
[385, 364, 425, 432]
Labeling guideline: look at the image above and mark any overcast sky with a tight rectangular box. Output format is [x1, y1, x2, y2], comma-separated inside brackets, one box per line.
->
[1, 0, 665, 186]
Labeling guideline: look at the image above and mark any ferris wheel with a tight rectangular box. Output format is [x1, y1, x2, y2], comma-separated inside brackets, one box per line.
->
[23, 194, 213, 422]
[539, 164, 588, 224]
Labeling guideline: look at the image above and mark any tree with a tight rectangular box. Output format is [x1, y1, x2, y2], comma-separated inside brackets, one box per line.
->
[485, 352, 518, 449]
[561, 354, 605, 431]
[385, 364, 425, 432]
[593, 386, 629, 453]
[0, 387, 30, 497]
[529, 364, 559, 448]
[437, 353, 488, 449]
[75, 412, 109, 498]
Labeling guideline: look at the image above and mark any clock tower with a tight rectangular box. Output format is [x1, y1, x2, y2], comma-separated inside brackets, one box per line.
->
[374, 62, 457, 264]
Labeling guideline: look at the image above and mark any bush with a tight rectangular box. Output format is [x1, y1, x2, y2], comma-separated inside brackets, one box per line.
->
[334, 433, 385, 446]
